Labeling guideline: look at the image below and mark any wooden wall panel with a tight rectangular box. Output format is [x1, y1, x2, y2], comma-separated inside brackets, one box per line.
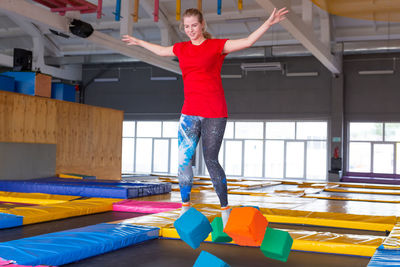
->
[0, 91, 123, 180]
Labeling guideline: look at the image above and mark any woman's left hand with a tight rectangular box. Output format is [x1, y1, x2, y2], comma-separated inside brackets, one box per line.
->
[266, 7, 289, 26]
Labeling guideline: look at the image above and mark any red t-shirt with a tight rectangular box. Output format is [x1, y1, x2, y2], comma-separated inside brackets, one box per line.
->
[173, 38, 229, 118]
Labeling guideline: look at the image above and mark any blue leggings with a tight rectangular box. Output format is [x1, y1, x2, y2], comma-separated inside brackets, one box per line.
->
[178, 114, 228, 207]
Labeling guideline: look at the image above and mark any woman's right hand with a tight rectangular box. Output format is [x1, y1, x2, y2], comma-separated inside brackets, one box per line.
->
[121, 35, 141, 46]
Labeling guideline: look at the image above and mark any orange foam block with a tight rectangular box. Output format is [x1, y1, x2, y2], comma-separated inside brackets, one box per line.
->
[223, 207, 268, 246]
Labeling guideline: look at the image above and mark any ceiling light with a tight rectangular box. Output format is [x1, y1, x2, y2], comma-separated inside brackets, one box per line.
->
[358, 70, 394, 75]
[240, 62, 282, 71]
[94, 78, 119, 82]
[150, 76, 177, 81]
[221, 74, 242, 79]
[286, 72, 319, 77]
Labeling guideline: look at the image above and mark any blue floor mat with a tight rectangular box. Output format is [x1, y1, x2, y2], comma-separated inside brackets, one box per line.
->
[0, 223, 159, 266]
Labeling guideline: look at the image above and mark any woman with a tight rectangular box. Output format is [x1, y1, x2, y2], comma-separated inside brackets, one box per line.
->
[122, 7, 288, 227]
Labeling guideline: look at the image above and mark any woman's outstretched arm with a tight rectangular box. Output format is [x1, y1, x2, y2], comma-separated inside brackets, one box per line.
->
[222, 7, 289, 54]
[122, 35, 175, 57]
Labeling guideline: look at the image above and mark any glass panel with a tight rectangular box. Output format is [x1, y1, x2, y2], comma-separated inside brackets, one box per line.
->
[244, 140, 263, 177]
[297, 122, 327, 140]
[265, 141, 284, 178]
[135, 138, 152, 173]
[224, 122, 234, 139]
[397, 143, 400, 175]
[286, 142, 304, 178]
[205, 142, 224, 176]
[235, 122, 263, 139]
[265, 122, 295, 140]
[170, 139, 178, 174]
[225, 140, 242, 176]
[122, 121, 135, 137]
[349, 123, 383, 141]
[349, 142, 371, 172]
[121, 138, 134, 173]
[385, 123, 400, 142]
[153, 139, 169, 173]
[306, 141, 327, 180]
[136, 121, 162, 137]
[163, 121, 179, 138]
[373, 144, 394, 174]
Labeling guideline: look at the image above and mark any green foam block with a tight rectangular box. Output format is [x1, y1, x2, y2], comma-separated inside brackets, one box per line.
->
[211, 217, 233, 243]
[260, 227, 293, 262]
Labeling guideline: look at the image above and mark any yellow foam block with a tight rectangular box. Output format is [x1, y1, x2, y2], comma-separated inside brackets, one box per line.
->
[160, 227, 383, 257]
[4, 198, 121, 225]
[261, 208, 395, 232]
[0, 191, 78, 205]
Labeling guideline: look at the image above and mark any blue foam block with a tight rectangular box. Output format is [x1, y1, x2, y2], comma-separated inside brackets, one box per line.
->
[173, 207, 212, 249]
[0, 213, 23, 228]
[368, 246, 400, 266]
[0, 75, 15, 92]
[51, 83, 76, 102]
[0, 223, 159, 266]
[194, 251, 230, 267]
[0, 179, 171, 199]
[2, 72, 36, 95]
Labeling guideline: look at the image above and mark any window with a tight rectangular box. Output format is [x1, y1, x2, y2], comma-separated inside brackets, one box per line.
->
[122, 121, 178, 174]
[123, 120, 328, 180]
[200, 120, 328, 180]
[348, 122, 400, 174]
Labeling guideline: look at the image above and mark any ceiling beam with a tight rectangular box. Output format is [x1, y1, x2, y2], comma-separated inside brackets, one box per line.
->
[0, 0, 180, 74]
[255, 0, 341, 74]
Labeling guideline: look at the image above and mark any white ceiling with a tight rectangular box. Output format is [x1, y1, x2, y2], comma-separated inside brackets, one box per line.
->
[0, 0, 400, 80]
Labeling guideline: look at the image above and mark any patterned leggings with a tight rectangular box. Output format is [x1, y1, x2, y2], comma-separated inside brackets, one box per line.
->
[178, 114, 228, 207]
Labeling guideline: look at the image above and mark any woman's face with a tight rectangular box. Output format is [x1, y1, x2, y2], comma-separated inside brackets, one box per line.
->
[183, 15, 204, 41]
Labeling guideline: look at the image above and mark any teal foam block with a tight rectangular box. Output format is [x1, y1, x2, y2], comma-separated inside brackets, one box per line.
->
[193, 251, 230, 267]
[173, 207, 212, 249]
[211, 217, 232, 243]
[260, 227, 293, 262]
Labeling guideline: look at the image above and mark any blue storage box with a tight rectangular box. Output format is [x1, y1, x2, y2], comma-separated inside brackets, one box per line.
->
[2, 71, 51, 97]
[0, 75, 15, 92]
[52, 83, 76, 102]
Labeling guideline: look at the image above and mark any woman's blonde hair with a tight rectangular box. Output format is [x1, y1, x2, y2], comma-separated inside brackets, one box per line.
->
[179, 8, 212, 39]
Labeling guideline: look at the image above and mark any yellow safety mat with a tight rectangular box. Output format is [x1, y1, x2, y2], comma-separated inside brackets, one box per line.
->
[261, 208, 395, 232]
[116, 202, 395, 232]
[125, 203, 385, 257]
[304, 193, 400, 204]
[3, 198, 121, 225]
[339, 183, 400, 190]
[160, 227, 384, 257]
[0, 191, 78, 205]
[325, 187, 400, 195]
[57, 173, 84, 179]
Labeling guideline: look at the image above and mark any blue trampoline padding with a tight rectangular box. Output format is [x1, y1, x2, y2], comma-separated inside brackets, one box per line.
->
[0, 180, 171, 199]
[0, 223, 159, 266]
[0, 213, 23, 228]
[368, 245, 400, 266]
